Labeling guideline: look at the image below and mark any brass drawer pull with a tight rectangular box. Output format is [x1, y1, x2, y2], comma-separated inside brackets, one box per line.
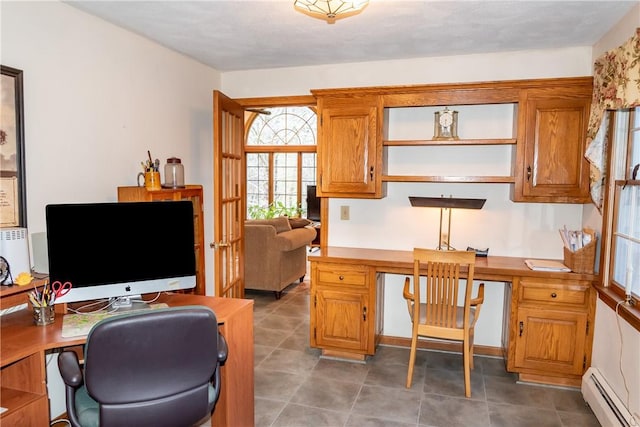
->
[339, 275, 344, 280]
[551, 293, 557, 298]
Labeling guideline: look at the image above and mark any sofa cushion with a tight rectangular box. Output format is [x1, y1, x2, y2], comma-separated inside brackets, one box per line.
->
[288, 218, 313, 229]
[246, 216, 291, 233]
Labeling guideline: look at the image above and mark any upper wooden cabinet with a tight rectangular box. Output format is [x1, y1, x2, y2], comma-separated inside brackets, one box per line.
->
[512, 84, 592, 203]
[312, 93, 385, 198]
[311, 77, 593, 202]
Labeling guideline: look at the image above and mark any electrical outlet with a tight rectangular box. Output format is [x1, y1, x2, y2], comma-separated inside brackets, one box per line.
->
[340, 205, 350, 220]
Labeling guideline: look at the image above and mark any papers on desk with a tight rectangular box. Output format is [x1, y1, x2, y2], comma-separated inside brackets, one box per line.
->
[559, 226, 593, 253]
[525, 259, 571, 272]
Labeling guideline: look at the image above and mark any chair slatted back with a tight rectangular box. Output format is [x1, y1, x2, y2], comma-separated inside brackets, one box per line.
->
[412, 248, 476, 331]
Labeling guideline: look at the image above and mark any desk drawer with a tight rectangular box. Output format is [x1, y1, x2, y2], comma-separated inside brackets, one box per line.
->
[315, 264, 369, 288]
[519, 280, 589, 307]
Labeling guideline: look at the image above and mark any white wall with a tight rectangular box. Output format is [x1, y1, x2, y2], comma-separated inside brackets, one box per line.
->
[588, 5, 640, 422]
[1, 1, 221, 418]
[223, 46, 592, 347]
[1, 1, 221, 295]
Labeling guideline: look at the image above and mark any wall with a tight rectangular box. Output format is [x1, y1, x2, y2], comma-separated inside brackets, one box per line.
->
[1, 1, 221, 418]
[587, 4, 640, 422]
[223, 46, 592, 346]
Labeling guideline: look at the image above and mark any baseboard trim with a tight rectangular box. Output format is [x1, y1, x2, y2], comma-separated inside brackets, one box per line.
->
[379, 335, 504, 358]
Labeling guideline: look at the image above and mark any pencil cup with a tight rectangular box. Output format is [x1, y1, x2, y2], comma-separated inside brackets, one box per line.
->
[33, 305, 55, 326]
[137, 171, 162, 191]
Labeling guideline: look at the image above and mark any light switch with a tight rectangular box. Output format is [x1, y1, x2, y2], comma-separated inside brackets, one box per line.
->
[340, 205, 350, 220]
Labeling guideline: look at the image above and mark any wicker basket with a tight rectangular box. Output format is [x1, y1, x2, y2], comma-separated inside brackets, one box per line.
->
[563, 228, 596, 273]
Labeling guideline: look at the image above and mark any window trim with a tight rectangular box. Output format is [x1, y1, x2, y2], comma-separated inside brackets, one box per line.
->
[596, 107, 640, 332]
[243, 102, 318, 218]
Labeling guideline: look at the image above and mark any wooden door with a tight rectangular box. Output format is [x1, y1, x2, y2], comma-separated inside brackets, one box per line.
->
[516, 88, 591, 202]
[212, 91, 245, 298]
[314, 288, 369, 352]
[316, 95, 382, 197]
[514, 307, 587, 375]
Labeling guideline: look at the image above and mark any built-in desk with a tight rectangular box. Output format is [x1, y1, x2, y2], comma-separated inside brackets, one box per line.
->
[0, 293, 254, 427]
[309, 247, 596, 387]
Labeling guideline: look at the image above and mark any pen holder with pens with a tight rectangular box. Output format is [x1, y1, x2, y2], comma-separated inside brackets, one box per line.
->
[563, 228, 596, 274]
[33, 304, 55, 326]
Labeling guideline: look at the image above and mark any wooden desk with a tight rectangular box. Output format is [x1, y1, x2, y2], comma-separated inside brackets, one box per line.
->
[309, 246, 596, 387]
[0, 293, 254, 427]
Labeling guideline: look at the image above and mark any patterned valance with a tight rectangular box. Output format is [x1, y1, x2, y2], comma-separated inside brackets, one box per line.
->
[585, 28, 640, 211]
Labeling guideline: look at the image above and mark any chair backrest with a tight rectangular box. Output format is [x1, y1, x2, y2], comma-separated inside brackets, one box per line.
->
[411, 248, 476, 331]
[83, 306, 222, 427]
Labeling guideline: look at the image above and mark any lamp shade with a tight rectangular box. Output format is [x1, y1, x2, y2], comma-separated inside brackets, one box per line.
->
[409, 196, 486, 210]
[293, 0, 369, 23]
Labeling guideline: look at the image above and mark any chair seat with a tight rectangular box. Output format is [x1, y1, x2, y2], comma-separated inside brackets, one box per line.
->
[74, 383, 217, 427]
[415, 304, 476, 329]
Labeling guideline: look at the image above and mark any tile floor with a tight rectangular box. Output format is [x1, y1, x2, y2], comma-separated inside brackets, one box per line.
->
[247, 277, 601, 427]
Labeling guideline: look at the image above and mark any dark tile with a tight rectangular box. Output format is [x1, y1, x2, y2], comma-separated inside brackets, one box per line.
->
[311, 358, 370, 384]
[255, 344, 276, 366]
[365, 359, 424, 391]
[254, 397, 287, 427]
[484, 375, 555, 408]
[352, 384, 421, 424]
[557, 410, 602, 427]
[258, 313, 306, 331]
[258, 347, 320, 375]
[272, 403, 349, 427]
[370, 345, 427, 367]
[488, 402, 562, 427]
[476, 356, 511, 377]
[347, 413, 418, 427]
[419, 394, 490, 427]
[254, 325, 292, 347]
[423, 367, 485, 400]
[291, 375, 362, 411]
[254, 369, 305, 401]
[547, 387, 592, 414]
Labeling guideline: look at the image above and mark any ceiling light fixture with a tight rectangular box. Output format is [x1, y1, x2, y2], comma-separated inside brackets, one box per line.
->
[293, 0, 369, 24]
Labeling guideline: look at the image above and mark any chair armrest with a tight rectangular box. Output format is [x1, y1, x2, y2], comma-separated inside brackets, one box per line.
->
[217, 333, 228, 365]
[58, 351, 83, 388]
[471, 283, 485, 306]
[274, 227, 317, 251]
[403, 277, 414, 301]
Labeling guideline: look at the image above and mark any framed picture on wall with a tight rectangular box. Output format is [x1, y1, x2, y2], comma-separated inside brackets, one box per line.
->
[1, 65, 26, 228]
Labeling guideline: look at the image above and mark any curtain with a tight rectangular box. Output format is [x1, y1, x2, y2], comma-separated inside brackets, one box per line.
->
[585, 28, 640, 211]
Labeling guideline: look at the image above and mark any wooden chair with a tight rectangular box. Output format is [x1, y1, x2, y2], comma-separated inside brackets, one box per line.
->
[402, 248, 485, 397]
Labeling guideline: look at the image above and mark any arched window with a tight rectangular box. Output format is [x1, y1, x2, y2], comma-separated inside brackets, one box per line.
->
[245, 106, 317, 219]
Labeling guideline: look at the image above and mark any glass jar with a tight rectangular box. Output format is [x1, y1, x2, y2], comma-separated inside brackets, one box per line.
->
[163, 157, 185, 188]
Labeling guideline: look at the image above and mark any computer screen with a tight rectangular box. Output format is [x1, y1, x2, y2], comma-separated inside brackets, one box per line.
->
[46, 201, 196, 304]
[306, 185, 321, 221]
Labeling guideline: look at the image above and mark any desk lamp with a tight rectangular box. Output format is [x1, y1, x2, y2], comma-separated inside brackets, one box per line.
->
[409, 195, 486, 250]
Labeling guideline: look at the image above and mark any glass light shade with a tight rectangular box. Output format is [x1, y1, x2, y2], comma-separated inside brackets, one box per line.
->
[293, 0, 369, 24]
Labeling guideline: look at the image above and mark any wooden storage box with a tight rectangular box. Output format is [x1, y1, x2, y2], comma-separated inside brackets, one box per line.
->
[563, 229, 596, 273]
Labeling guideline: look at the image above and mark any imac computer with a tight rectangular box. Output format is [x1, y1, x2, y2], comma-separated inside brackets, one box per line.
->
[46, 201, 196, 309]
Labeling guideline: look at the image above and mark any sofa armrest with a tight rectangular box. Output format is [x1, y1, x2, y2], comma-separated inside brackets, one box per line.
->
[273, 227, 317, 251]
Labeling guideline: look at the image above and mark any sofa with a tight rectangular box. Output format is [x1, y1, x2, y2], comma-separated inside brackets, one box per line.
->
[244, 216, 317, 299]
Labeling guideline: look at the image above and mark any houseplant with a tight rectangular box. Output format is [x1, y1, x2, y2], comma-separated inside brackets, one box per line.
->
[247, 201, 303, 219]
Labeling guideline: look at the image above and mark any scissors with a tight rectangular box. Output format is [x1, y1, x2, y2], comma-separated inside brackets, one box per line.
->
[51, 281, 72, 298]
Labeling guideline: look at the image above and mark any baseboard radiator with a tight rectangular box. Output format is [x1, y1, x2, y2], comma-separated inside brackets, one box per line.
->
[582, 367, 635, 427]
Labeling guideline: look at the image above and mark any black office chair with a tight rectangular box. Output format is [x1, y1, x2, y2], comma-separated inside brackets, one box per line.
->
[57, 306, 228, 427]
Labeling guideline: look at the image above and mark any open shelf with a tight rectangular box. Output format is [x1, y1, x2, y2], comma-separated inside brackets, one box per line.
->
[382, 175, 516, 183]
[383, 138, 516, 146]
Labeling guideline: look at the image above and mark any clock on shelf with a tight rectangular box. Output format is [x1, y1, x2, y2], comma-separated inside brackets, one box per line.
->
[433, 107, 459, 140]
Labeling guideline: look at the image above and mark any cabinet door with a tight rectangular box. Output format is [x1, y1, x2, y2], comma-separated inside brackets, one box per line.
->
[317, 96, 382, 197]
[313, 288, 369, 352]
[514, 88, 591, 202]
[514, 307, 587, 375]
